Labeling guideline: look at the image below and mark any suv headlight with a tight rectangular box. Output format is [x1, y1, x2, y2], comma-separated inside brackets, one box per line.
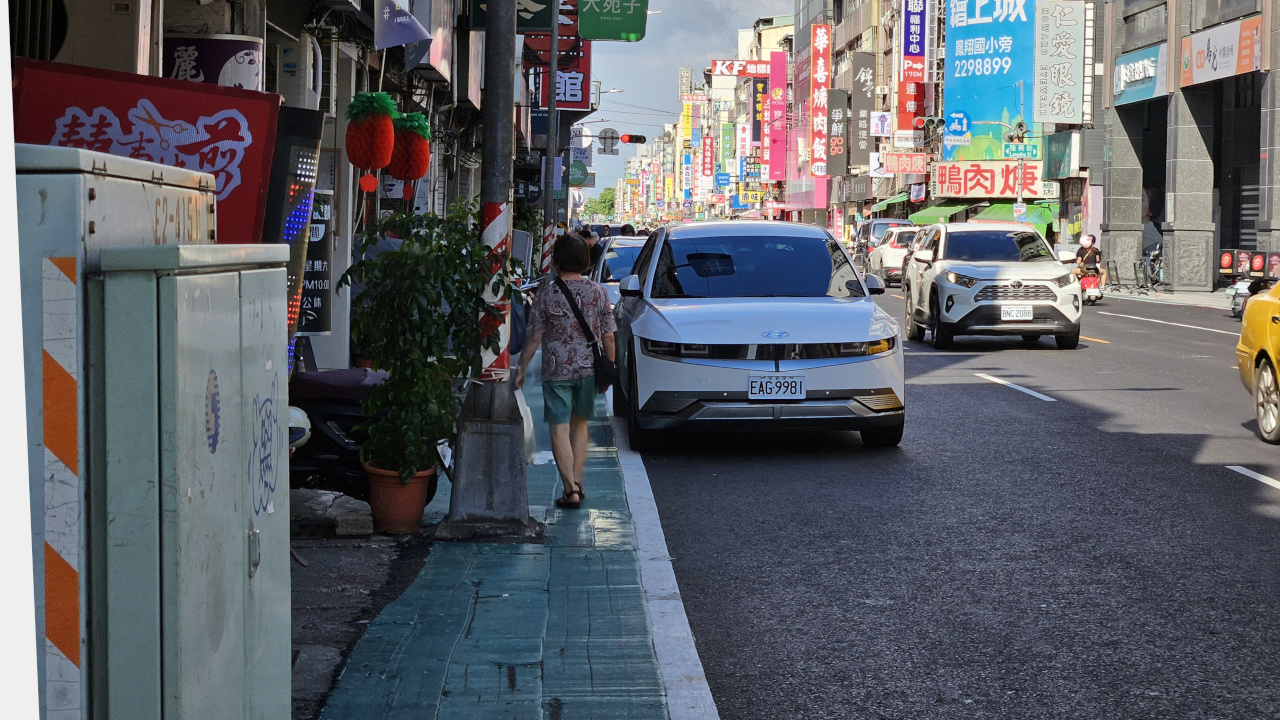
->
[945, 271, 979, 288]
[1053, 273, 1075, 288]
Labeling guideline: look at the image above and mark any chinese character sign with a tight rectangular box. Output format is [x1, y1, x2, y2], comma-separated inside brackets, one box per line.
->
[702, 136, 715, 177]
[535, 41, 592, 111]
[826, 90, 849, 177]
[900, 0, 931, 83]
[931, 160, 1059, 199]
[721, 123, 734, 168]
[943, 0, 1040, 163]
[810, 23, 832, 177]
[709, 59, 771, 77]
[751, 78, 768, 144]
[579, 0, 649, 42]
[736, 122, 751, 159]
[1033, 0, 1085, 124]
[849, 52, 876, 167]
[883, 153, 929, 174]
[769, 51, 788, 182]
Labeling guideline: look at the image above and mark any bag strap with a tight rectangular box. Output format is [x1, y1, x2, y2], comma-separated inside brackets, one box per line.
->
[553, 277, 598, 347]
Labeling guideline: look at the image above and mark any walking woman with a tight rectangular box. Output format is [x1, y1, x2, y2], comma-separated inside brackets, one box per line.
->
[515, 234, 617, 509]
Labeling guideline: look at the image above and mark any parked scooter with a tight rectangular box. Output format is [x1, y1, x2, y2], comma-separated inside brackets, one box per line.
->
[1080, 267, 1104, 305]
[1229, 277, 1276, 319]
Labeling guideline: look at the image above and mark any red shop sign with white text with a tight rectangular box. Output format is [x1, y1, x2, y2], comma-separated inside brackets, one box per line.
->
[931, 161, 1059, 199]
[702, 135, 715, 177]
[810, 23, 832, 177]
[884, 153, 929, 174]
[13, 58, 279, 243]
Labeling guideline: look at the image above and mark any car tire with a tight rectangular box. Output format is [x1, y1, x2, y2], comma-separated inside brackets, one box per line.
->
[1255, 357, 1280, 444]
[861, 421, 904, 448]
[626, 358, 660, 451]
[929, 294, 954, 349]
[904, 289, 926, 342]
[1056, 330, 1081, 349]
[1021, 334, 1042, 342]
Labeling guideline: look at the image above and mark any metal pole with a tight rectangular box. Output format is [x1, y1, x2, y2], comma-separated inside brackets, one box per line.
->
[540, 9, 561, 274]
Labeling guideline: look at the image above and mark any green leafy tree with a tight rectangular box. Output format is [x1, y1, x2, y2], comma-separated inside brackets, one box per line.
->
[583, 188, 616, 220]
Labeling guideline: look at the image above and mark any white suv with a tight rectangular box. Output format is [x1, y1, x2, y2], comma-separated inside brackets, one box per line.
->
[902, 222, 1082, 349]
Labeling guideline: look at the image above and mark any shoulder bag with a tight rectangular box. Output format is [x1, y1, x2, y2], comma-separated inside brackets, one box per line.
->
[553, 277, 617, 393]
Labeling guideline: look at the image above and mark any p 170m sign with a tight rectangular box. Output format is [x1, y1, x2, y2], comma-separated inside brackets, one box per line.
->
[710, 59, 771, 77]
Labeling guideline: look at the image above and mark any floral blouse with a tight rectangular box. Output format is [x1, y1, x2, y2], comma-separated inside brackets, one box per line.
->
[528, 276, 617, 381]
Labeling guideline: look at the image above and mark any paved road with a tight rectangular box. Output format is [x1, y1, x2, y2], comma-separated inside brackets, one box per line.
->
[641, 291, 1280, 720]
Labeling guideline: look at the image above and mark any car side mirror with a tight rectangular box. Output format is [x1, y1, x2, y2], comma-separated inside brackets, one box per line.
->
[863, 273, 886, 295]
[914, 249, 934, 265]
[1057, 249, 1077, 263]
[619, 275, 642, 297]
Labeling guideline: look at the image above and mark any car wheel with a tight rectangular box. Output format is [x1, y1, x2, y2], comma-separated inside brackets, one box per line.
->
[904, 289, 926, 342]
[1255, 357, 1280, 444]
[929, 294, 954, 349]
[1056, 330, 1081, 350]
[626, 357, 660, 451]
[861, 421, 904, 448]
[1021, 334, 1042, 342]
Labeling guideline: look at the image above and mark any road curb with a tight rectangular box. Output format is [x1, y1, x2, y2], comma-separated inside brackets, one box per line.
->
[611, 402, 721, 720]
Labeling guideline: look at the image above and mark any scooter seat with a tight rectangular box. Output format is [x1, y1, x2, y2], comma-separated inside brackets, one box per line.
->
[290, 368, 389, 402]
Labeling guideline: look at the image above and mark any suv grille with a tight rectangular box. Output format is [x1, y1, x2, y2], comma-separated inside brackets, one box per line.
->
[975, 284, 1057, 302]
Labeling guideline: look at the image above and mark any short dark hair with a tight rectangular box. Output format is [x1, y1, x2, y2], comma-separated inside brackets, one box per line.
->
[553, 234, 589, 273]
[621, 223, 635, 235]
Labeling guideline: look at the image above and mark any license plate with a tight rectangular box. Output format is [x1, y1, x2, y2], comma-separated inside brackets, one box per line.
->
[748, 375, 805, 400]
[1000, 305, 1034, 322]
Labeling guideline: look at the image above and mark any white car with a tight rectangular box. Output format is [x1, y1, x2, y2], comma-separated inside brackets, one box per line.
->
[612, 221, 906, 449]
[590, 235, 647, 306]
[866, 226, 919, 286]
[901, 222, 1083, 349]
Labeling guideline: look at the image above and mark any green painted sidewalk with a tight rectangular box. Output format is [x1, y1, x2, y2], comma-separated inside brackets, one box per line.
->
[319, 382, 669, 720]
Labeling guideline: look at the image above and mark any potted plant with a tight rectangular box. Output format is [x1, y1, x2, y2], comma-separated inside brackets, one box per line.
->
[339, 200, 519, 533]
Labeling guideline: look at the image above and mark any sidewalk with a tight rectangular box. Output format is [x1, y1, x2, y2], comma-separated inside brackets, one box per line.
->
[317, 376, 713, 720]
[1105, 288, 1233, 310]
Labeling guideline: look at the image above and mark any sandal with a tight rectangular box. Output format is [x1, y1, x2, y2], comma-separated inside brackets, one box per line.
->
[554, 489, 582, 510]
[575, 485, 587, 501]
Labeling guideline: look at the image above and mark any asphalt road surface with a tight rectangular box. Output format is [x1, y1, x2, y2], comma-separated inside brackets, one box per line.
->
[641, 291, 1280, 720]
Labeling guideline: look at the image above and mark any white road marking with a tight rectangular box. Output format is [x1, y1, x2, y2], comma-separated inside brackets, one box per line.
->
[974, 373, 1057, 402]
[1108, 294, 1228, 311]
[1226, 465, 1280, 492]
[613, 416, 721, 720]
[1096, 311, 1240, 336]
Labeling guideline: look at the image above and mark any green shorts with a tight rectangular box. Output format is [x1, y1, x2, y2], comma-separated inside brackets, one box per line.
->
[542, 376, 598, 424]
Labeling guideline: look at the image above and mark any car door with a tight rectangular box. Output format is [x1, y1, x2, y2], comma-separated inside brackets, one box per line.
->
[907, 227, 937, 316]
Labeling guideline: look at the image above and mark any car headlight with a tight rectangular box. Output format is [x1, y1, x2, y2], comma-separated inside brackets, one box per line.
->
[837, 337, 897, 356]
[945, 271, 979, 288]
[642, 339, 680, 356]
[1053, 273, 1075, 288]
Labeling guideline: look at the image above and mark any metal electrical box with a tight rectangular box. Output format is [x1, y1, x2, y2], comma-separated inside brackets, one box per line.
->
[17, 144, 291, 720]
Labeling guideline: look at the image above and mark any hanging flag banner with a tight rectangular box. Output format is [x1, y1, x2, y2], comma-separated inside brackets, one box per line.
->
[810, 23, 833, 177]
[376, 0, 432, 50]
[826, 89, 849, 177]
[848, 52, 876, 167]
[1033, 0, 1086, 123]
[751, 78, 768, 144]
[769, 51, 788, 181]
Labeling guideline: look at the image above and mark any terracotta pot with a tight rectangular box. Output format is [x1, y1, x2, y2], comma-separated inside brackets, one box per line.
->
[365, 463, 436, 534]
[354, 358, 373, 369]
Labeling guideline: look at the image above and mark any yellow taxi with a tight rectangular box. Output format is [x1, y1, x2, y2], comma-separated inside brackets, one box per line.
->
[1237, 282, 1280, 443]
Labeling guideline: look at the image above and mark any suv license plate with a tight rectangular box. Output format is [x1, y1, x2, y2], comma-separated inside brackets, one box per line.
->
[748, 375, 805, 400]
[1001, 306, 1034, 321]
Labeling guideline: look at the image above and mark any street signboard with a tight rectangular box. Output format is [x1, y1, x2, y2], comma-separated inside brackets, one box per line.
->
[1003, 143, 1039, 160]
[569, 162, 589, 186]
[883, 153, 929, 174]
[715, 172, 731, 186]
[682, 199, 693, 210]
[598, 127, 620, 155]
[571, 146, 593, 167]
[741, 191, 763, 203]
[892, 130, 924, 148]
[580, 0, 649, 42]
[1013, 202, 1028, 222]
[709, 59, 771, 77]
[470, 0, 555, 32]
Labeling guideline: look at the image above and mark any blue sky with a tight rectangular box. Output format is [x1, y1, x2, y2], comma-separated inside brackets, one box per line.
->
[582, 0, 792, 198]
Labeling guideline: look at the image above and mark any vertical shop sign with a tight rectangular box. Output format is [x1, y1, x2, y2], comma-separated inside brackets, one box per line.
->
[298, 189, 334, 335]
[1033, 1, 1086, 123]
[849, 52, 876, 167]
[826, 90, 849, 177]
[721, 123, 734, 170]
[751, 78, 768, 144]
[736, 122, 751, 159]
[897, 81, 923, 135]
[810, 23, 832, 177]
[702, 135, 715, 177]
[900, 0, 929, 82]
[768, 51, 788, 182]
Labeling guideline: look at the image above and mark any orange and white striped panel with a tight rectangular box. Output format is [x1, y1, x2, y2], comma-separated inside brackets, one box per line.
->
[43, 257, 81, 720]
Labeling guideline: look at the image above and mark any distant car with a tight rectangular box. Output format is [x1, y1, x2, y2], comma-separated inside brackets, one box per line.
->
[590, 235, 647, 306]
[611, 220, 905, 450]
[867, 226, 918, 286]
[855, 218, 913, 252]
[1237, 281, 1280, 443]
[901, 222, 1083, 349]
[590, 223, 627, 238]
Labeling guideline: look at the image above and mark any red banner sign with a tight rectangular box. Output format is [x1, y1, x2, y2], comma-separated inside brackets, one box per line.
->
[897, 81, 923, 134]
[709, 59, 771, 77]
[702, 135, 715, 177]
[932, 161, 1054, 199]
[528, 40, 593, 111]
[810, 24, 832, 177]
[884, 153, 929, 174]
[13, 58, 279, 244]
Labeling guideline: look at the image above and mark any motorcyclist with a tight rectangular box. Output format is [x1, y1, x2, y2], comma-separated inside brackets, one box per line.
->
[1072, 234, 1107, 287]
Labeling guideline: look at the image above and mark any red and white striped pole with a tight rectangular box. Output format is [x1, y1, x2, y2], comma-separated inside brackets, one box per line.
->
[480, 200, 513, 382]
[540, 222, 556, 275]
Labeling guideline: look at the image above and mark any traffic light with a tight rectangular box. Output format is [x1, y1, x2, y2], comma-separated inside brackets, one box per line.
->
[620, 134, 647, 144]
[912, 116, 945, 130]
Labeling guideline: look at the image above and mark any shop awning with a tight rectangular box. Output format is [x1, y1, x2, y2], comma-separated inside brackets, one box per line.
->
[869, 193, 910, 213]
[908, 201, 977, 226]
[969, 201, 1060, 235]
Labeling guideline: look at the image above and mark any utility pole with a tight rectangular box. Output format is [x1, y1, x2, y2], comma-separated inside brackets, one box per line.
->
[440, 0, 539, 540]
[539, 7, 561, 274]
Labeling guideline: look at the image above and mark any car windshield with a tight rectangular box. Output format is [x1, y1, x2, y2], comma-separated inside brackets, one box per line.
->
[651, 233, 865, 299]
[889, 231, 917, 248]
[944, 229, 1054, 262]
[601, 245, 642, 282]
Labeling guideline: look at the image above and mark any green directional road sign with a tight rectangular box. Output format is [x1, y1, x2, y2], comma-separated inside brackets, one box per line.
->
[470, 0, 554, 32]
[568, 162, 590, 186]
[1002, 143, 1039, 160]
[579, 0, 649, 41]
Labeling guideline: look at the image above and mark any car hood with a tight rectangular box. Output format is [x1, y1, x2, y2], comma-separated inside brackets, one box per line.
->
[941, 260, 1070, 281]
[633, 297, 899, 344]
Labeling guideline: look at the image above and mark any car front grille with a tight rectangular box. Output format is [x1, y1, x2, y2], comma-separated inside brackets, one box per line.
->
[974, 284, 1058, 302]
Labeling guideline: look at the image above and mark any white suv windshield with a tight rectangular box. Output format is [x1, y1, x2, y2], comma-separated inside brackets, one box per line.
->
[652, 234, 864, 299]
[945, 230, 1054, 262]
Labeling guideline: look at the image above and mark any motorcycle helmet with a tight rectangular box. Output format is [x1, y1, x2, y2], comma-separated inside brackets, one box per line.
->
[289, 406, 311, 449]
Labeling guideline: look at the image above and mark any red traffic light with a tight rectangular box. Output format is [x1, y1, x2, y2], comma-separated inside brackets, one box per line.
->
[620, 134, 647, 144]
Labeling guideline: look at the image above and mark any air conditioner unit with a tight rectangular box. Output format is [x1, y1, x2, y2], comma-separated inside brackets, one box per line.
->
[275, 34, 321, 111]
[48, 0, 151, 73]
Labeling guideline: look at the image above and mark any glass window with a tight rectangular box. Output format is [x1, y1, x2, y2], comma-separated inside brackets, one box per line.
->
[601, 245, 643, 282]
[630, 230, 662, 285]
[651, 233, 866, 299]
[942, 229, 1055, 262]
